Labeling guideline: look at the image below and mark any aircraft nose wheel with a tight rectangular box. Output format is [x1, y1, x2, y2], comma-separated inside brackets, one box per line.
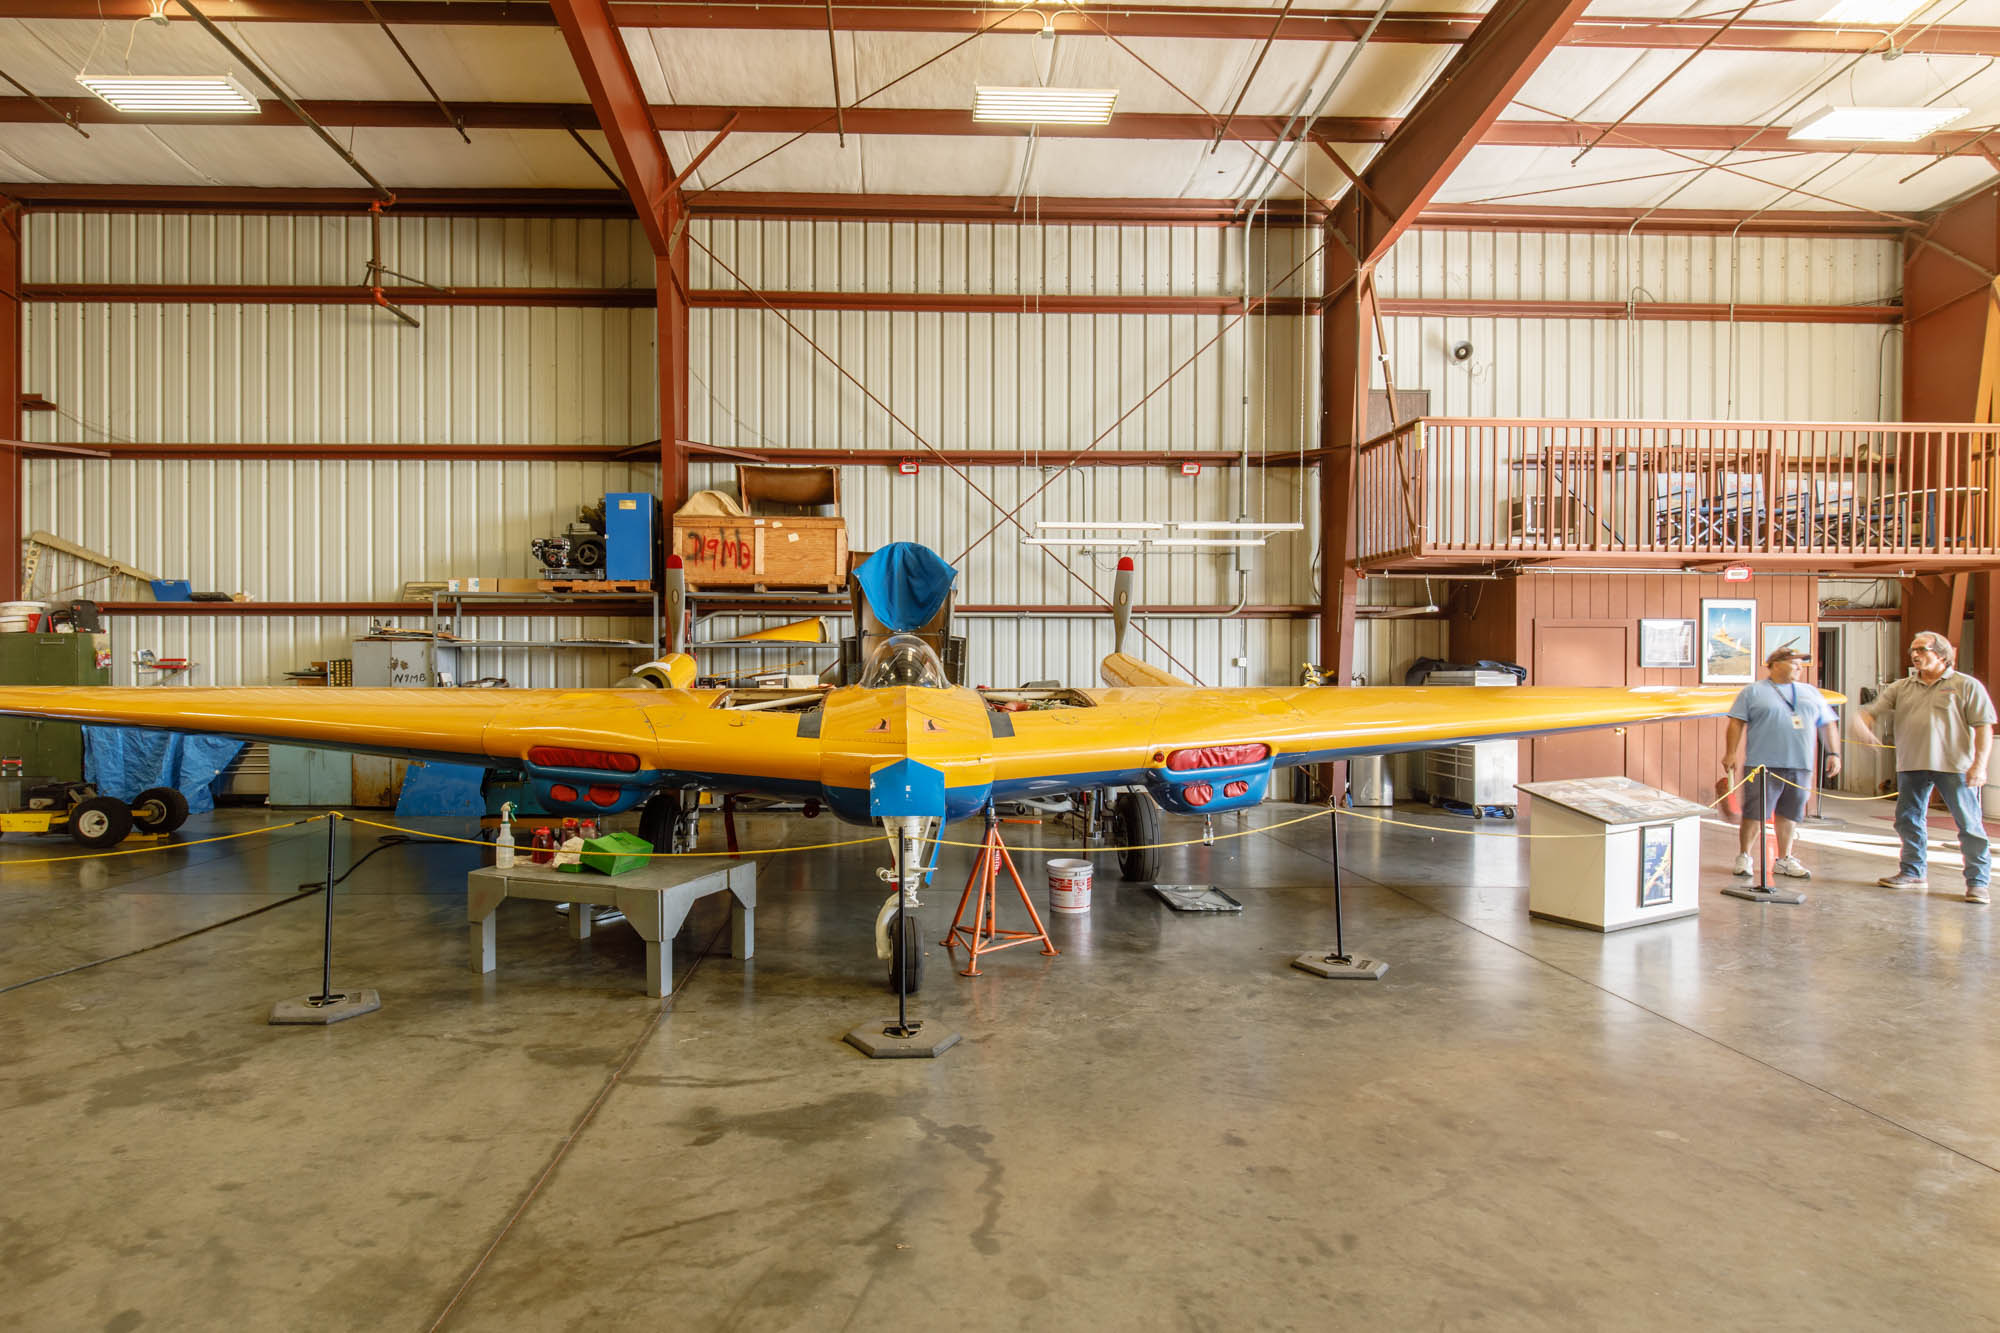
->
[887, 915, 925, 994]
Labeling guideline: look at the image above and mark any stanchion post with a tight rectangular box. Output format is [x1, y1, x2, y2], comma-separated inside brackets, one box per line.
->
[1293, 801, 1387, 981]
[1723, 767, 1805, 906]
[271, 812, 382, 1025]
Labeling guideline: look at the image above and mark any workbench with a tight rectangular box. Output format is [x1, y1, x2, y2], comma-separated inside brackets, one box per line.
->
[466, 858, 755, 996]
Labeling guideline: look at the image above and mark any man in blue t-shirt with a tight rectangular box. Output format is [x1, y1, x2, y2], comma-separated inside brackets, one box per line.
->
[1721, 646, 1842, 879]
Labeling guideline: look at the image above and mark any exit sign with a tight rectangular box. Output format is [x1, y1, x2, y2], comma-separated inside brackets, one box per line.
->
[1723, 566, 1752, 582]
[1180, 461, 1201, 477]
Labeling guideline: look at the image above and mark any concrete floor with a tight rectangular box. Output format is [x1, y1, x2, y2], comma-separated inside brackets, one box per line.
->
[1, 799, 1995, 1332]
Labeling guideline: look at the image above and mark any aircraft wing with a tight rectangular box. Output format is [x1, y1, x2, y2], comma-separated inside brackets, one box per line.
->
[982, 683, 1749, 808]
[0, 686, 827, 806]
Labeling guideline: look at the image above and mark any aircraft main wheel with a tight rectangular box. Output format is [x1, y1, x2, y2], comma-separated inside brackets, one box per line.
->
[68, 796, 133, 849]
[1114, 790, 1159, 882]
[886, 916, 925, 994]
[638, 790, 678, 851]
[132, 786, 190, 834]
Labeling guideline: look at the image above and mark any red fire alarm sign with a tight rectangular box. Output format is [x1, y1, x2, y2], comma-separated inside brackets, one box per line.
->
[898, 459, 919, 476]
[1180, 461, 1201, 477]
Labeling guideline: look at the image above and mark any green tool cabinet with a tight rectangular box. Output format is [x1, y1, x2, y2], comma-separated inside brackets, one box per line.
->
[0, 633, 112, 783]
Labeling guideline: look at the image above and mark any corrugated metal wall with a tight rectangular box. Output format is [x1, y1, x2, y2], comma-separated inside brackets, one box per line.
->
[16, 214, 1893, 691]
[18, 215, 663, 686]
[1376, 230, 1902, 419]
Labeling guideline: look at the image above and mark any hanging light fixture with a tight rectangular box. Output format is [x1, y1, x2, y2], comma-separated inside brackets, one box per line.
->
[76, 73, 260, 114]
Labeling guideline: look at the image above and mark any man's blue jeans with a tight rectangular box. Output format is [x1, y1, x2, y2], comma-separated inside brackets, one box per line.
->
[1894, 771, 1992, 887]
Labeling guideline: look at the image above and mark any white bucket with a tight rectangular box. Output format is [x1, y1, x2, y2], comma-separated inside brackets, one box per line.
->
[0, 600, 44, 632]
[1048, 858, 1094, 914]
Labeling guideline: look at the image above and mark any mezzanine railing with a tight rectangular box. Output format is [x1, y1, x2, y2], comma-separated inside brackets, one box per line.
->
[1354, 418, 2000, 571]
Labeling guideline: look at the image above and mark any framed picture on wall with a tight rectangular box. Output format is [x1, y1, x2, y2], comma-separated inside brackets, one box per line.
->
[1762, 622, 1812, 664]
[1638, 619, 1696, 669]
[1700, 599, 1757, 684]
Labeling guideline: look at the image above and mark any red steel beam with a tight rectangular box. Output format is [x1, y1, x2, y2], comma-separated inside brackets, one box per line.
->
[17, 283, 1905, 323]
[544, 0, 690, 507]
[3, 1, 1996, 57]
[97, 600, 656, 616]
[1320, 0, 1589, 738]
[48, 443, 645, 462]
[1, 196, 18, 597]
[0, 185, 1915, 236]
[2, 98, 1990, 158]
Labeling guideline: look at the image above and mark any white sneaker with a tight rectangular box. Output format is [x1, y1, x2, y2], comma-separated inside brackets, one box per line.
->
[1773, 856, 1811, 880]
[1733, 853, 1754, 877]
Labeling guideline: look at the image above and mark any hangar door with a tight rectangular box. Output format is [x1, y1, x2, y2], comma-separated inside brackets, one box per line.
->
[1531, 624, 1631, 782]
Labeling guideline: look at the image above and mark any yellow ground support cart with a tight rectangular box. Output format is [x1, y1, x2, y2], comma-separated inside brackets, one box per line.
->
[0, 783, 190, 849]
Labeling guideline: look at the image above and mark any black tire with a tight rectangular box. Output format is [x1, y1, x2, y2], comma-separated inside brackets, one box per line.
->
[132, 785, 190, 834]
[886, 915, 924, 994]
[68, 796, 132, 849]
[1114, 790, 1160, 882]
[638, 789, 679, 851]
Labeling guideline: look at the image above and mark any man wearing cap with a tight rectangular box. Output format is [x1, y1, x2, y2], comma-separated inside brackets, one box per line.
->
[1852, 630, 1993, 904]
[1720, 646, 1842, 880]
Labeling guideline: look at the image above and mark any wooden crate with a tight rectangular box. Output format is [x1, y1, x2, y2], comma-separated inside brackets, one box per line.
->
[673, 516, 848, 591]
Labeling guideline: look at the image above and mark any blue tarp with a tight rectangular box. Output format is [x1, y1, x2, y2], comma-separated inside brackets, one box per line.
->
[853, 542, 957, 631]
[83, 727, 246, 814]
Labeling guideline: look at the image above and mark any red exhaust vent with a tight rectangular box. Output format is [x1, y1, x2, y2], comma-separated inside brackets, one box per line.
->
[527, 746, 640, 772]
[1166, 743, 1270, 772]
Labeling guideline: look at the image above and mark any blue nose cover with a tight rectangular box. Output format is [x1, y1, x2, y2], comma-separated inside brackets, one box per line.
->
[868, 758, 947, 818]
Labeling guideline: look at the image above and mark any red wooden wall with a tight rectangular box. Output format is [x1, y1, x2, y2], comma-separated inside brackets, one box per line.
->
[1451, 572, 1819, 801]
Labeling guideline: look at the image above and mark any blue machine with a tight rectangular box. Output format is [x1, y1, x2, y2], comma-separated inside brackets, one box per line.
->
[603, 492, 656, 581]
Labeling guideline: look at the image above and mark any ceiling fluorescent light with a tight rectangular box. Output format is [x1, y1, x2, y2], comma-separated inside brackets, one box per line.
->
[1816, 0, 1926, 23]
[77, 73, 260, 114]
[1035, 521, 1163, 530]
[1024, 537, 1143, 548]
[1787, 104, 1967, 142]
[974, 86, 1117, 125]
[1148, 537, 1267, 548]
[1174, 521, 1306, 532]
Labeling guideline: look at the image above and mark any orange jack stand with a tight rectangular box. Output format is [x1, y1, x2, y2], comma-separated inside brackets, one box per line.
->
[940, 814, 1058, 976]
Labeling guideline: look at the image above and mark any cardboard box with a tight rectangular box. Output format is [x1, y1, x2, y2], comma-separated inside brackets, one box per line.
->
[494, 579, 543, 593]
[672, 516, 848, 591]
[445, 577, 483, 593]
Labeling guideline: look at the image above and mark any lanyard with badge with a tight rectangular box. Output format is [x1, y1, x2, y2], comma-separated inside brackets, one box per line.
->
[1768, 678, 1804, 730]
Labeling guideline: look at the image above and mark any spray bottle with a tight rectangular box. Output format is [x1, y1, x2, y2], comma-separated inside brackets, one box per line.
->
[495, 801, 517, 869]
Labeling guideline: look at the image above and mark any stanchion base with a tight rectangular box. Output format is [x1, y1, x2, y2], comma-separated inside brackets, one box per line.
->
[1291, 952, 1387, 980]
[843, 1020, 961, 1059]
[1722, 885, 1806, 905]
[270, 989, 381, 1025]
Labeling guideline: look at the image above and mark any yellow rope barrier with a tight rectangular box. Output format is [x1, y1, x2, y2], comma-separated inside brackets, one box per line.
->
[341, 814, 882, 858]
[1760, 769, 1900, 802]
[930, 804, 1338, 854]
[0, 814, 328, 866]
[0, 759, 1850, 874]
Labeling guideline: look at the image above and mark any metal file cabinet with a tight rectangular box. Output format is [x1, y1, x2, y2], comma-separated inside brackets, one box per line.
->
[0, 633, 111, 783]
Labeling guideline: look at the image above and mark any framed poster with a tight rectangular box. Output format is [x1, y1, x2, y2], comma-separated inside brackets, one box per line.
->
[1762, 622, 1811, 663]
[1700, 599, 1757, 684]
[1638, 618, 1696, 669]
[1639, 825, 1674, 907]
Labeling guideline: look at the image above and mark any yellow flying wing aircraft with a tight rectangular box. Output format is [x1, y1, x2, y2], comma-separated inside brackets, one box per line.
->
[0, 632, 1739, 991]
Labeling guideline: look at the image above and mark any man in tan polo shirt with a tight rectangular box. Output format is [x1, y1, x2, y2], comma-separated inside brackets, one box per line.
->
[1852, 630, 1994, 903]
